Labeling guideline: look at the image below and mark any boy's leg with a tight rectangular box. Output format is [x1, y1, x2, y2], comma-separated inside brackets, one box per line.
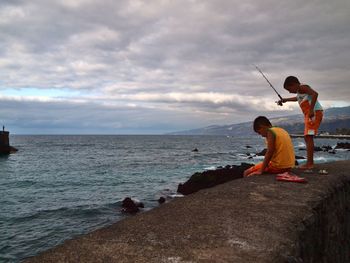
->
[244, 162, 291, 177]
[304, 135, 314, 168]
[300, 111, 323, 169]
[244, 162, 262, 177]
[265, 166, 291, 174]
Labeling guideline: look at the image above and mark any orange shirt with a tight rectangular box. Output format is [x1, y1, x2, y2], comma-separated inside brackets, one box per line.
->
[268, 127, 295, 169]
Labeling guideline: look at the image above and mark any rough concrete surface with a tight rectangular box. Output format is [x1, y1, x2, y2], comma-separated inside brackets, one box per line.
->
[24, 161, 350, 263]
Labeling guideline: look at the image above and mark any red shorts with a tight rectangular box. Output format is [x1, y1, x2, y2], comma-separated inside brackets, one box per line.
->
[304, 110, 323, 136]
[299, 101, 323, 136]
[244, 162, 291, 177]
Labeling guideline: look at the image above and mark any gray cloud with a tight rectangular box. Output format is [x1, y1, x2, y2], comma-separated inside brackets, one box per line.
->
[0, 0, 349, 134]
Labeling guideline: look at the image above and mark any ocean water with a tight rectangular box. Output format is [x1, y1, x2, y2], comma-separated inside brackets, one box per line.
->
[1, 135, 349, 262]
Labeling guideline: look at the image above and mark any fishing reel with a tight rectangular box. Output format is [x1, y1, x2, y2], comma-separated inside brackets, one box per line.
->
[276, 100, 283, 106]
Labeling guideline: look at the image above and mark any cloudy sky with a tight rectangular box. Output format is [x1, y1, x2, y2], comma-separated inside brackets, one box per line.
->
[0, 0, 349, 134]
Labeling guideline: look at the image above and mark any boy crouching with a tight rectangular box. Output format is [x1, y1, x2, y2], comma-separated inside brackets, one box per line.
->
[244, 116, 295, 177]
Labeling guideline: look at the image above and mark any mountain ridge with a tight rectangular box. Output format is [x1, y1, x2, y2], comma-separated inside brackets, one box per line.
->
[169, 106, 350, 136]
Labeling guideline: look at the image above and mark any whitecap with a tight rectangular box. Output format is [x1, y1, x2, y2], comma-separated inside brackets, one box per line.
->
[334, 148, 348, 152]
[169, 194, 184, 198]
[204, 166, 216, 170]
[314, 156, 339, 163]
[296, 141, 306, 148]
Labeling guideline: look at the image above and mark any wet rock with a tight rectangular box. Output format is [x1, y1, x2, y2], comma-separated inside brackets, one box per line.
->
[328, 150, 336, 154]
[121, 197, 143, 214]
[335, 142, 350, 150]
[256, 149, 267, 156]
[314, 146, 323, 152]
[158, 197, 166, 204]
[295, 156, 306, 166]
[246, 145, 252, 149]
[192, 148, 199, 152]
[299, 148, 306, 151]
[177, 163, 254, 195]
[321, 145, 333, 152]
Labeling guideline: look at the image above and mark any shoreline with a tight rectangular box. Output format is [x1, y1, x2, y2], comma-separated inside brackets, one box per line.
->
[25, 160, 350, 262]
[290, 134, 350, 139]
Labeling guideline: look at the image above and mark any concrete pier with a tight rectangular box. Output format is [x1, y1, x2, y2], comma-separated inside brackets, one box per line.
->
[0, 126, 17, 154]
[25, 161, 350, 263]
[0, 126, 10, 147]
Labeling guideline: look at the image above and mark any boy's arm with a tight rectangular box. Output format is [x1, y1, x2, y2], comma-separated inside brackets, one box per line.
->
[260, 130, 276, 173]
[281, 97, 297, 103]
[299, 85, 318, 118]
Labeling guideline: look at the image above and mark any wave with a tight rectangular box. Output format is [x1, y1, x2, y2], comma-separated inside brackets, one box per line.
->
[11, 202, 121, 224]
[296, 141, 306, 148]
[204, 166, 216, 170]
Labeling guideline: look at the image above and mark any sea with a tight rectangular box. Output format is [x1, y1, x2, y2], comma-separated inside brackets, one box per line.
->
[1, 135, 349, 262]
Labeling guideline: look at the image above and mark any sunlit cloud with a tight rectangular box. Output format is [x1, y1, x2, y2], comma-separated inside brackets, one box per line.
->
[0, 0, 349, 133]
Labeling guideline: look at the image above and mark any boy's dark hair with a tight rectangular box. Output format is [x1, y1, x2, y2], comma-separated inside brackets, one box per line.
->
[253, 116, 272, 132]
[283, 76, 300, 88]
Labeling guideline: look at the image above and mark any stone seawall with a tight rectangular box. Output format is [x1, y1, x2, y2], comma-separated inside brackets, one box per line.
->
[25, 161, 350, 263]
[297, 170, 350, 262]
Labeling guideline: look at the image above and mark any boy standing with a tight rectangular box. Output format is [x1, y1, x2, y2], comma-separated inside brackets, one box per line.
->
[244, 116, 295, 177]
[279, 76, 323, 169]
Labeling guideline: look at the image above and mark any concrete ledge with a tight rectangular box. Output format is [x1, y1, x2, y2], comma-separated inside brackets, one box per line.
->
[25, 161, 350, 263]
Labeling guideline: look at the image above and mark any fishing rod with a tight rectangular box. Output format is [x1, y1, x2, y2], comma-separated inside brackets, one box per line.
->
[254, 65, 283, 106]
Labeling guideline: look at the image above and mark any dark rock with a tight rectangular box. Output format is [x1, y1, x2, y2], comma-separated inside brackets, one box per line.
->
[0, 145, 18, 154]
[121, 197, 143, 214]
[335, 142, 350, 150]
[296, 155, 306, 160]
[256, 149, 267, 156]
[314, 146, 323, 152]
[248, 156, 253, 159]
[321, 145, 332, 152]
[158, 197, 166, 204]
[177, 163, 254, 195]
[299, 148, 306, 151]
[192, 148, 199, 152]
[246, 145, 252, 149]
[328, 150, 336, 154]
[246, 153, 251, 156]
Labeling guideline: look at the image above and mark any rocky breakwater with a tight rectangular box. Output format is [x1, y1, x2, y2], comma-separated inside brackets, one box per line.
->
[335, 142, 350, 150]
[177, 163, 253, 195]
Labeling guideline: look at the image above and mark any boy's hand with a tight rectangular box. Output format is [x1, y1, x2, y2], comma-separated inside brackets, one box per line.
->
[277, 98, 288, 105]
[249, 170, 262, 176]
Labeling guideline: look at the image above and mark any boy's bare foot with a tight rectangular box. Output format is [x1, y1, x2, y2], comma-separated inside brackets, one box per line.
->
[298, 164, 314, 170]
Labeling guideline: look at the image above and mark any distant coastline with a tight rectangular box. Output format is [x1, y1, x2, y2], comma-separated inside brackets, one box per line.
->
[169, 106, 350, 136]
[290, 134, 350, 139]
